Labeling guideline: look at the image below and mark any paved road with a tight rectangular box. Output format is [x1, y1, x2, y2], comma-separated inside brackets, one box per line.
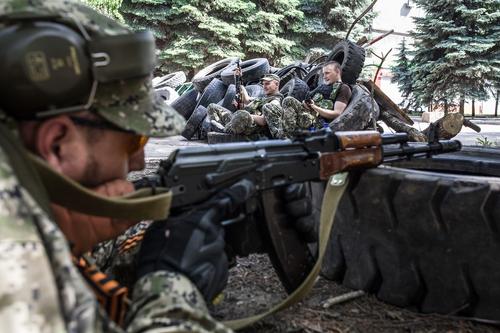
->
[145, 120, 500, 159]
[383, 119, 500, 146]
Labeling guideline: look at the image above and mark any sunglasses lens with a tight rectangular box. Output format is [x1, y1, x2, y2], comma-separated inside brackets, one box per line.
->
[128, 135, 149, 155]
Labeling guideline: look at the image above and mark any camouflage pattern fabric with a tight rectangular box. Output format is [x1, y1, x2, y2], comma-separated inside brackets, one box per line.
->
[0, 0, 185, 138]
[282, 96, 319, 133]
[261, 103, 285, 139]
[207, 103, 233, 127]
[229, 110, 258, 135]
[0, 145, 233, 332]
[310, 82, 343, 110]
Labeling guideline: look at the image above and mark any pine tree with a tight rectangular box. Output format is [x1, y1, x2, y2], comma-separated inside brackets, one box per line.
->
[82, 0, 123, 21]
[119, 0, 303, 75]
[297, 0, 374, 55]
[411, 0, 500, 108]
[391, 39, 418, 111]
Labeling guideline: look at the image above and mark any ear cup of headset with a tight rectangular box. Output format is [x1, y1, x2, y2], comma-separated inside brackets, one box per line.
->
[0, 21, 92, 118]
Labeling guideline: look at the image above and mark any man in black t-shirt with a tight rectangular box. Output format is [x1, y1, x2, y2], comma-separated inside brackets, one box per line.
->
[282, 61, 352, 134]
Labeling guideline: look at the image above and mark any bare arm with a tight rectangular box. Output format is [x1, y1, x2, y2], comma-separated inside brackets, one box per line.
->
[252, 114, 266, 126]
[309, 100, 348, 120]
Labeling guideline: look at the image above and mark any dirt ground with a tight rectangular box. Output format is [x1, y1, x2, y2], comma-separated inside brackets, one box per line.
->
[211, 254, 500, 333]
[140, 138, 500, 333]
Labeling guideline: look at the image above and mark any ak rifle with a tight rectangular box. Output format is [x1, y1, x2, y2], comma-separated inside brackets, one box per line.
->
[134, 130, 461, 292]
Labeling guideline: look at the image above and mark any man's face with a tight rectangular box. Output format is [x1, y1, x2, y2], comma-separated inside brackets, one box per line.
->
[262, 79, 280, 95]
[79, 127, 146, 187]
[19, 113, 147, 188]
[322, 65, 341, 84]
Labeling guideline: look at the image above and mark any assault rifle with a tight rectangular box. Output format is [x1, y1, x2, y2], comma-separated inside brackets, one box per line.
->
[134, 130, 461, 292]
[234, 59, 244, 110]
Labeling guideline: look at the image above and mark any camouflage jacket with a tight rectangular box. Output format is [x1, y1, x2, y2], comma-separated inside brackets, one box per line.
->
[309, 82, 344, 110]
[245, 93, 283, 115]
[0, 145, 231, 333]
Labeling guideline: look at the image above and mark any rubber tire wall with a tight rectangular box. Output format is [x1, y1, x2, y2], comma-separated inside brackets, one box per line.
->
[327, 40, 365, 85]
[321, 151, 500, 320]
[170, 89, 199, 119]
[192, 58, 238, 92]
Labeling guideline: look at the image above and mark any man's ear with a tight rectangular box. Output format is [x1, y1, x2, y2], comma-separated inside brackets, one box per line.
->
[34, 116, 83, 173]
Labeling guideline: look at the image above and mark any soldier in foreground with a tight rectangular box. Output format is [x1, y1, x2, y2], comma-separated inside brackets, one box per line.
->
[0, 1, 246, 332]
[207, 74, 285, 138]
[282, 61, 352, 133]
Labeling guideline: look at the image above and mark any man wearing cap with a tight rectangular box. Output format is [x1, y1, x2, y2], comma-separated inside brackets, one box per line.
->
[0, 1, 248, 332]
[207, 73, 285, 138]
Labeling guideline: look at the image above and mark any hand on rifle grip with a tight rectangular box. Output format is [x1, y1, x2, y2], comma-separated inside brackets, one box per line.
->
[136, 179, 256, 302]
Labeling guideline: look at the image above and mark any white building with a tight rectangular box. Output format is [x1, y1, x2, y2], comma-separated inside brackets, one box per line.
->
[368, 0, 497, 116]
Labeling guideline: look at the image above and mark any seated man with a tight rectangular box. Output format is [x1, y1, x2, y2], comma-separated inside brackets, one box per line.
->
[207, 74, 284, 138]
[281, 61, 352, 134]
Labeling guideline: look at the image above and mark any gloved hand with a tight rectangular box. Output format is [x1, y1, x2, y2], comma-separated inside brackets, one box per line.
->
[283, 183, 317, 243]
[136, 179, 256, 302]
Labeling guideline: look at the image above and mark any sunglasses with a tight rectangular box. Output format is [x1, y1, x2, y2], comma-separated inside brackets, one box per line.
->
[69, 116, 149, 155]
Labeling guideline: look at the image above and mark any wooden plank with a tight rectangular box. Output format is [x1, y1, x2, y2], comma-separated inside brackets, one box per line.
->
[359, 79, 414, 125]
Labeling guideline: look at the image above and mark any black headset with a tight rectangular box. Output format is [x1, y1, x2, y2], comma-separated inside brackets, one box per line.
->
[0, 13, 156, 119]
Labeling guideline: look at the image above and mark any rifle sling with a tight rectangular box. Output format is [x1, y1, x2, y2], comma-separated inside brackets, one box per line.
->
[224, 172, 349, 330]
[27, 153, 172, 220]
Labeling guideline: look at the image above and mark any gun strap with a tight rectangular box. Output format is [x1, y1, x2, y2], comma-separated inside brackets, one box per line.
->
[224, 173, 349, 330]
[27, 153, 172, 220]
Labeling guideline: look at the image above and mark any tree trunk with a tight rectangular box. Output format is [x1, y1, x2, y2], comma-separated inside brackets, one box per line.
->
[444, 99, 449, 115]
[459, 97, 465, 115]
[495, 90, 499, 117]
[379, 110, 427, 142]
[472, 99, 476, 117]
[422, 113, 464, 140]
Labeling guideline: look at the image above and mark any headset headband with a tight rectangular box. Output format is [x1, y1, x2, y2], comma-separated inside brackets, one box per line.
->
[0, 11, 157, 118]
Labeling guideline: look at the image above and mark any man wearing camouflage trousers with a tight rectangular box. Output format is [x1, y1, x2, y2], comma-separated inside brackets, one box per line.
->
[207, 74, 285, 138]
[282, 61, 352, 135]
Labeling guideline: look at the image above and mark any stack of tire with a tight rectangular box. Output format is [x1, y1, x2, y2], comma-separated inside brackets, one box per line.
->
[152, 71, 187, 104]
[170, 39, 366, 141]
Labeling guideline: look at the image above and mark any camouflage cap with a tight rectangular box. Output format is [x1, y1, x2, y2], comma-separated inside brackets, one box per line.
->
[0, 0, 185, 137]
[260, 74, 280, 82]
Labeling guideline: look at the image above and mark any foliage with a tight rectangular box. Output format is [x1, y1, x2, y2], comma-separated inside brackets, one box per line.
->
[118, 0, 373, 75]
[476, 135, 498, 147]
[391, 38, 419, 111]
[297, 0, 374, 55]
[82, 0, 123, 21]
[82, 0, 373, 75]
[410, 0, 500, 106]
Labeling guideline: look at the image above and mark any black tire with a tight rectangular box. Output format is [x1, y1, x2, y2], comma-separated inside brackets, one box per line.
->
[329, 84, 379, 131]
[303, 65, 324, 90]
[152, 71, 186, 89]
[279, 78, 310, 101]
[192, 58, 238, 92]
[170, 88, 199, 119]
[196, 78, 227, 110]
[277, 63, 309, 88]
[220, 58, 270, 85]
[322, 147, 500, 320]
[207, 132, 251, 144]
[327, 40, 365, 85]
[245, 84, 264, 98]
[199, 116, 211, 140]
[181, 105, 207, 140]
[220, 84, 237, 112]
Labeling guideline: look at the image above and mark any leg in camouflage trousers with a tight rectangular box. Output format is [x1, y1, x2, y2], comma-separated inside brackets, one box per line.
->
[229, 110, 259, 135]
[261, 103, 284, 139]
[282, 97, 318, 134]
[207, 103, 233, 127]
